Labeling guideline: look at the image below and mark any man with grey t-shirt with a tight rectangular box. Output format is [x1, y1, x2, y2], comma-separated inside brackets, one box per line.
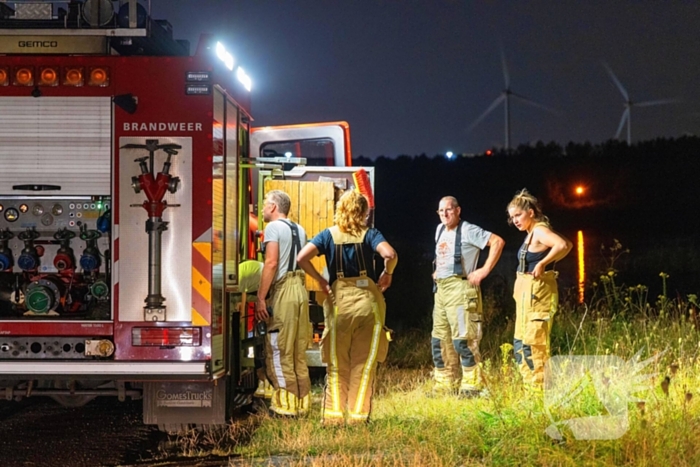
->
[256, 190, 311, 416]
[431, 196, 504, 397]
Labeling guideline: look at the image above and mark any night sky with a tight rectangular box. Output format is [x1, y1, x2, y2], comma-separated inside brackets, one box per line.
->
[152, 1, 700, 158]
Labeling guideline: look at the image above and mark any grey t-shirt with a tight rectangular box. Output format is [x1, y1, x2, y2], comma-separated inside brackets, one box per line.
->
[434, 220, 491, 279]
[263, 219, 308, 283]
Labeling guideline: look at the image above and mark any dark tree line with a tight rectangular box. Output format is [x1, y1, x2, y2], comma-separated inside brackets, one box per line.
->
[354, 137, 700, 329]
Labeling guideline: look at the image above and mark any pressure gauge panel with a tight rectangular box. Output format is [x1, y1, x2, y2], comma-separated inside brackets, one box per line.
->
[4, 207, 19, 222]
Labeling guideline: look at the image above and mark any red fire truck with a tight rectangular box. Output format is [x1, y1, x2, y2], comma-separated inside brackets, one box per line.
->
[0, 0, 372, 429]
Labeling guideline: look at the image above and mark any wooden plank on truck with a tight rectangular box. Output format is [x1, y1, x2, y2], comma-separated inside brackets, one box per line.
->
[263, 179, 334, 292]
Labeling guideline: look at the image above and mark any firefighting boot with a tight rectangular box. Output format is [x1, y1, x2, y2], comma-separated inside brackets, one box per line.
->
[428, 366, 459, 397]
[458, 364, 482, 398]
[254, 374, 273, 399]
[297, 393, 311, 416]
[254, 380, 266, 398]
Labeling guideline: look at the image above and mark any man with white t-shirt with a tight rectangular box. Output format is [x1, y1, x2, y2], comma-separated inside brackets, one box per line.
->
[256, 190, 310, 416]
[431, 196, 504, 397]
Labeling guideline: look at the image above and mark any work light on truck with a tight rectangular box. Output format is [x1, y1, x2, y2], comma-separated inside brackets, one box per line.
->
[13, 67, 33, 86]
[63, 67, 84, 86]
[39, 67, 59, 86]
[0, 67, 8, 86]
[132, 327, 202, 346]
[88, 67, 109, 87]
[236, 67, 252, 92]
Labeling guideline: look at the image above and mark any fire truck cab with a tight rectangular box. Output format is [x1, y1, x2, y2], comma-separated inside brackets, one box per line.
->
[0, 0, 372, 429]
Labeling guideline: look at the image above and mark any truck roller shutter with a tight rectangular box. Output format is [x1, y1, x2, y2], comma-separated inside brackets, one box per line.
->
[0, 97, 111, 195]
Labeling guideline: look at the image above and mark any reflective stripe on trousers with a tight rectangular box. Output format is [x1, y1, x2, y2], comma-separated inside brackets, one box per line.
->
[265, 271, 311, 415]
[431, 276, 483, 389]
[322, 275, 386, 423]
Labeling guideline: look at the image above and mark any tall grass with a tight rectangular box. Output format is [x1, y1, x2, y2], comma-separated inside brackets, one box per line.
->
[164, 270, 700, 466]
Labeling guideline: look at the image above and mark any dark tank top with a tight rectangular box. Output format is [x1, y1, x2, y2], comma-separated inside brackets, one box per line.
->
[517, 242, 553, 273]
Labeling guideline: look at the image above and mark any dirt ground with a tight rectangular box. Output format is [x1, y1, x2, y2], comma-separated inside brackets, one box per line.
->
[0, 397, 195, 467]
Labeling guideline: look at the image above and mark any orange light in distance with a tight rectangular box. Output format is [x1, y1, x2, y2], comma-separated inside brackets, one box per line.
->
[575, 185, 585, 196]
[485, 149, 493, 156]
[39, 67, 59, 86]
[14, 67, 34, 86]
[0, 67, 8, 86]
[63, 67, 84, 86]
[88, 67, 109, 87]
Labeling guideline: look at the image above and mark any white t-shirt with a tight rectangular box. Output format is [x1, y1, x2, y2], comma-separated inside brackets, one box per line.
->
[434, 221, 491, 279]
[263, 219, 308, 283]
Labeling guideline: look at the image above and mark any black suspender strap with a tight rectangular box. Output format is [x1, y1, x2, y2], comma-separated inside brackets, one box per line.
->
[281, 219, 302, 271]
[453, 222, 463, 277]
[356, 243, 368, 276]
[335, 244, 344, 279]
[517, 233, 532, 274]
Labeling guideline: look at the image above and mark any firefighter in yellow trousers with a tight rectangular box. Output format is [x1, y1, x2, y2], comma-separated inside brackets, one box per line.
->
[431, 196, 505, 397]
[297, 191, 397, 425]
[256, 190, 311, 416]
[507, 189, 572, 386]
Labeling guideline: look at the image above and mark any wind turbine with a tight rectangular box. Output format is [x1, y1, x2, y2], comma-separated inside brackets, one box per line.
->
[468, 50, 557, 152]
[603, 63, 678, 145]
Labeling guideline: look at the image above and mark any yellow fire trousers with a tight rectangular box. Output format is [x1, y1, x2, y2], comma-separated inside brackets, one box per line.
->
[431, 276, 483, 392]
[513, 271, 558, 386]
[265, 271, 311, 416]
[321, 276, 388, 424]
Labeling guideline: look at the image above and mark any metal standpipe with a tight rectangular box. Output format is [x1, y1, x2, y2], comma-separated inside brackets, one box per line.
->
[121, 139, 182, 322]
[145, 216, 167, 319]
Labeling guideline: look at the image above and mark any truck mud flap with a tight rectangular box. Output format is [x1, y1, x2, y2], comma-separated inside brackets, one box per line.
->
[143, 381, 226, 426]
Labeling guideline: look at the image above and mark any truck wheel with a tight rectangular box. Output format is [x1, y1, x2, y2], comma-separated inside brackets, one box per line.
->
[157, 423, 191, 434]
[50, 394, 97, 407]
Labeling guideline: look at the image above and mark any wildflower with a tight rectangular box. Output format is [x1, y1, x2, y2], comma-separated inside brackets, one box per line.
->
[661, 376, 670, 396]
[670, 363, 679, 376]
[659, 272, 670, 279]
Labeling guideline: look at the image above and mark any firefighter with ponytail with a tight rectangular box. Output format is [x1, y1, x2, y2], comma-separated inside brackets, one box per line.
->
[296, 190, 397, 425]
[507, 189, 572, 386]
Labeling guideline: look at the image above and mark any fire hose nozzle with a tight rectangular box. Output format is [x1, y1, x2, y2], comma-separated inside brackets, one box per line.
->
[167, 177, 180, 194]
[134, 156, 149, 174]
[131, 175, 142, 193]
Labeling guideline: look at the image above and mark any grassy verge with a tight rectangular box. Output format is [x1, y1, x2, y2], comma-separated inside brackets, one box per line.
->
[163, 305, 700, 466]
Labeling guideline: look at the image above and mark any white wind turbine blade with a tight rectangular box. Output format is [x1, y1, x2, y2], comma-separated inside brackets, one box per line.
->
[603, 62, 629, 101]
[467, 94, 505, 132]
[615, 108, 629, 139]
[636, 98, 679, 107]
[510, 91, 559, 115]
[500, 48, 510, 88]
